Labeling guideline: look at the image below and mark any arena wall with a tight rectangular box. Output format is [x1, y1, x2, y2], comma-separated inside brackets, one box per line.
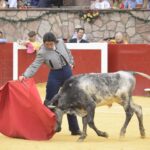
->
[0, 43, 150, 96]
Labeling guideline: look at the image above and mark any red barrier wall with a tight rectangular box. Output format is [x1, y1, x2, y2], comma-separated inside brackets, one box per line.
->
[108, 44, 150, 96]
[0, 43, 13, 86]
[18, 49, 101, 82]
[72, 50, 101, 74]
[0, 43, 150, 96]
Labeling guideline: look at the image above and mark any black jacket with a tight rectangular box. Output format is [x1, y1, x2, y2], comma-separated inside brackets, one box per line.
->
[38, 0, 54, 7]
[69, 38, 89, 43]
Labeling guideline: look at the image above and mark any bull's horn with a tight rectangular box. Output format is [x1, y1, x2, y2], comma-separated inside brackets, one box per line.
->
[47, 105, 56, 109]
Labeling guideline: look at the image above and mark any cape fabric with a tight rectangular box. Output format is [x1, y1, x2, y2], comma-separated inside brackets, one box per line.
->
[0, 78, 56, 140]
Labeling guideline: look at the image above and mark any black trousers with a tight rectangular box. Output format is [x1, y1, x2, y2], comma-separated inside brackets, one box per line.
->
[56, 0, 63, 7]
[38, 0, 54, 7]
[38, 0, 63, 7]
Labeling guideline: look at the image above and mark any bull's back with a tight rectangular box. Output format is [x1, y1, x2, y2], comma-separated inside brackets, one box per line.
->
[60, 71, 136, 107]
[77, 72, 136, 106]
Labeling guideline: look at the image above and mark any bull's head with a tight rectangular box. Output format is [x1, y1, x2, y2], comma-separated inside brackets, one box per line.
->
[48, 105, 64, 133]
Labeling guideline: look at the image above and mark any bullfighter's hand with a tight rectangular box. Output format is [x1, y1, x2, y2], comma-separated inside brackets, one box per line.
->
[19, 76, 26, 82]
[70, 64, 74, 69]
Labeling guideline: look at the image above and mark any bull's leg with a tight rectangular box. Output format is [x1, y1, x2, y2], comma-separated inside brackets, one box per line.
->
[120, 98, 145, 138]
[87, 101, 108, 138]
[77, 116, 88, 142]
[130, 102, 145, 138]
[120, 103, 134, 137]
[54, 108, 64, 133]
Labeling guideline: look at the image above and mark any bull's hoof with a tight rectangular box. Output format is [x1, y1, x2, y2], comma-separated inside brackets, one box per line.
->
[120, 130, 126, 138]
[102, 132, 109, 138]
[77, 138, 84, 142]
[77, 136, 86, 142]
[141, 135, 145, 139]
[119, 135, 125, 139]
[119, 134, 125, 139]
[140, 130, 145, 139]
[97, 131, 109, 138]
[55, 127, 61, 132]
[141, 133, 146, 139]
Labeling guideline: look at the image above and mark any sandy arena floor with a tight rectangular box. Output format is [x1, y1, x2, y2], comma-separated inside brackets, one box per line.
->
[0, 83, 150, 150]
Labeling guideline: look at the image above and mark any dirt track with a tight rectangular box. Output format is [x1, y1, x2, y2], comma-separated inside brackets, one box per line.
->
[0, 83, 150, 150]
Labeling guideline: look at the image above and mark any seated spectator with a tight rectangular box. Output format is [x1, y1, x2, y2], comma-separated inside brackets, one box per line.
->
[69, 28, 89, 43]
[0, 31, 7, 43]
[124, 0, 143, 9]
[136, 0, 143, 8]
[30, 0, 39, 7]
[71, 25, 88, 41]
[143, 0, 150, 8]
[37, 0, 54, 7]
[53, 0, 63, 7]
[109, 32, 128, 44]
[148, 0, 150, 8]
[8, 0, 17, 8]
[113, 0, 124, 9]
[0, 0, 7, 8]
[18, 0, 26, 8]
[23, 31, 41, 54]
[18, 0, 39, 8]
[90, 0, 111, 9]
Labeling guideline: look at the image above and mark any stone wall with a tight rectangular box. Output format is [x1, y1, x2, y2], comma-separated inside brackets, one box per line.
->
[0, 8, 150, 43]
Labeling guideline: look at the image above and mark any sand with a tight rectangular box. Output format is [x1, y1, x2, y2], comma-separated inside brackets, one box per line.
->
[0, 83, 150, 150]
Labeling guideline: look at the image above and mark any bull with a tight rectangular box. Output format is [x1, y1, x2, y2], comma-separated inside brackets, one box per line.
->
[47, 71, 150, 141]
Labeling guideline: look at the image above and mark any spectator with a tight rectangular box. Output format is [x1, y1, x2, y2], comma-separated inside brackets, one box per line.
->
[69, 28, 89, 43]
[0, 31, 7, 43]
[124, 0, 136, 9]
[148, 0, 150, 8]
[37, 0, 54, 7]
[143, 0, 150, 8]
[24, 31, 41, 54]
[30, 0, 39, 7]
[124, 0, 143, 9]
[0, 0, 7, 8]
[8, 0, 17, 8]
[109, 32, 128, 44]
[19, 32, 81, 136]
[136, 0, 143, 8]
[71, 25, 88, 41]
[113, 0, 124, 8]
[53, 0, 63, 7]
[90, 0, 111, 9]
[17, 0, 26, 8]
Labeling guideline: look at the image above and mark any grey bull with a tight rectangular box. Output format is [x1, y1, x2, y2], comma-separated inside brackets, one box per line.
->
[48, 71, 150, 141]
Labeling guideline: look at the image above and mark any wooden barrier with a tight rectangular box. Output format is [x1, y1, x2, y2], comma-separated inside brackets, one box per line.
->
[17, 43, 107, 82]
[0, 43, 13, 86]
[0, 43, 150, 96]
[108, 44, 150, 96]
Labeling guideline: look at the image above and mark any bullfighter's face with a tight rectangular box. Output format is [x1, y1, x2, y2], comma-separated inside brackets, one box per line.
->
[44, 41, 55, 49]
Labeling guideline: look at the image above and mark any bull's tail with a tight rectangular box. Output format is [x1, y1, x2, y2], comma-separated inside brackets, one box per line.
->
[133, 71, 150, 80]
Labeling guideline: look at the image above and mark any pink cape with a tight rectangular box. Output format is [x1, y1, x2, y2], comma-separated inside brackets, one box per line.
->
[0, 78, 56, 140]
